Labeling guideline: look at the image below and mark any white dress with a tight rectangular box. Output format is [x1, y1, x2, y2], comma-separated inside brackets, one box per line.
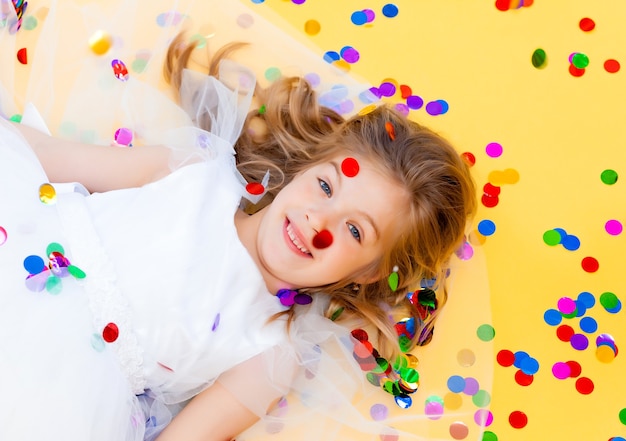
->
[0, 1, 494, 440]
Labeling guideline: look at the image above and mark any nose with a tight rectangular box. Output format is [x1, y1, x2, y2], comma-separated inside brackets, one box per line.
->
[306, 210, 334, 249]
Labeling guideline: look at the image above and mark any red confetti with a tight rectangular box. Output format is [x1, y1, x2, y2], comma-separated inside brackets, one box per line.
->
[312, 229, 333, 249]
[514, 369, 534, 386]
[461, 152, 476, 167]
[246, 182, 265, 195]
[569, 64, 585, 77]
[497, 349, 515, 367]
[483, 183, 501, 197]
[495, 0, 509, 11]
[481, 194, 499, 208]
[556, 324, 574, 342]
[509, 410, 528, 429]
[351, 328, 369, 342]
[385, 121, 396, 140]
[566, 360, 582, 378]
[575, 377, 594, 394]
[579, 17, 595, 32]
[354, 340, 374, 358]
[17, 48, 27, 64]
[341, 157, 360, 178]
[102, 322, 119, 343]
[604, 59, 620, 73]
[400, 84, 412, 99]
[581, 256, 599, 273]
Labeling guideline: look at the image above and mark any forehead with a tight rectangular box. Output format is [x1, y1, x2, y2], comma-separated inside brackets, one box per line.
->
[320, 156, 410, 235]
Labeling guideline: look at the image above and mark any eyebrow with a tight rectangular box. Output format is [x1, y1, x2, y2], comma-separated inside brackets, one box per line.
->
[330, 160, 381, 242]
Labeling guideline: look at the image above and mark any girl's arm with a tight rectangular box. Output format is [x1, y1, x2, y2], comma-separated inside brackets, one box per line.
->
[155, 382, 259, 441]
[12, 122, 172, 193]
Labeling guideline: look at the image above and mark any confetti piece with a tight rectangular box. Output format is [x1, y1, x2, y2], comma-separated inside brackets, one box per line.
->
[425, 100, 449, 116]
[449, 421, 469, 440]
[114, 128, 133, 146]
[605, 219, 623, 235]
[571, 52, 590, 69]
[246, 182, 265, 196]
[604, 59, 620, 73]
[387, 270, 399, 291]
[102, 322, 119, 343]
[112, 59, 129, 81]
[312, 229, 333, 249]
[575, 377, 594, 394]
[304, 19, 320, 35]
[581, 256, 599, 273]
[385, 121, 396, 140]
[570, 333, 589, 350]
[477, 220, 496, 236]
[341, 157, 360, 177]
[531, 48, 546, 68]
[497, 349, 515, 367]
[486, 142, 503, 158]
[509, 410, 528, 429]
[477, 324, 495, 341]
[340, 46, 360, 63]
[569, 64, 585, 77]
[89, 30, 113, 55]
[556, 324, 574, 342]
[0, 226, 6, 245]
[579, 17, 595, 32]
[382, 3, 399, 18]
[461, 152, 475, 166]
[515, 370, 534, 386]
[16, 47, 27, 64]
[91, 334, 106, 352]
[601, 169, 618, 184]
[370, 403, 389, 421]
[39, 183, 56, 204]
[488, 168, 519, 185]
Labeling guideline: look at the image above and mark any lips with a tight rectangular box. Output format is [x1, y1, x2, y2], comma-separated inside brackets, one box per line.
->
[284, 219, 312, 257]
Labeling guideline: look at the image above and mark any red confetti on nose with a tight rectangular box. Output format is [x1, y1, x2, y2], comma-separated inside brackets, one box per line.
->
[17, 48, 27, 64]
[341, 157, 359, 177]
[246, 182, 265, 195]
[312, 229, 333, 249]
[102, 322, 119, 343]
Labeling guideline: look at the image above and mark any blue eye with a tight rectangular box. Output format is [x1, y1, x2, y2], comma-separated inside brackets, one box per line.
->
[348, 224, 361, 242]
[319, 179, 332, 197]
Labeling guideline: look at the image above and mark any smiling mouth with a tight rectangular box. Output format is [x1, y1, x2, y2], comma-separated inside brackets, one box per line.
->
[285, 220, 312, 257]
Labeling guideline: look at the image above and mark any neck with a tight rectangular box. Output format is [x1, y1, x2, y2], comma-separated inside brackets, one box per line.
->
[234, 207, 287, 294]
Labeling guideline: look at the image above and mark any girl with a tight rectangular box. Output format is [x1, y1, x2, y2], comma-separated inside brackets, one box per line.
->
[0, 1, 480, 440]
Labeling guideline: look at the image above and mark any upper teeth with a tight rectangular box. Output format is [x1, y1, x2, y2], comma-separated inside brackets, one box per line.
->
[287, 223, 311, 254]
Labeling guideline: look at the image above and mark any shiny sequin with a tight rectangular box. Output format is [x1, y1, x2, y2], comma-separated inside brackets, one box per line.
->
[89, 30, 113, 55]
[102, 322, 119, 343]
[276, 289, 312, 306]
[23, 243, 86, 293]
[112, 59, 129, 81]
[39, 183, 57, 204]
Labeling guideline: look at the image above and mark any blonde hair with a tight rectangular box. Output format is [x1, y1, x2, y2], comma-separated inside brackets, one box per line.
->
[165, 35, 477, 357]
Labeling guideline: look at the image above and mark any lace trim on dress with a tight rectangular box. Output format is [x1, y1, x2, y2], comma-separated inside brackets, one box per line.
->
[55, 190, 146, 394]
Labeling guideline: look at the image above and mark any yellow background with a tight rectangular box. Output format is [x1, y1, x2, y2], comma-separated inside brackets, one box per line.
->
[255, 1, 626, 440]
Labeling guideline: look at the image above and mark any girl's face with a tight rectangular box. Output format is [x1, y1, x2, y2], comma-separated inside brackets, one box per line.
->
[253, 155, 410, 292]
